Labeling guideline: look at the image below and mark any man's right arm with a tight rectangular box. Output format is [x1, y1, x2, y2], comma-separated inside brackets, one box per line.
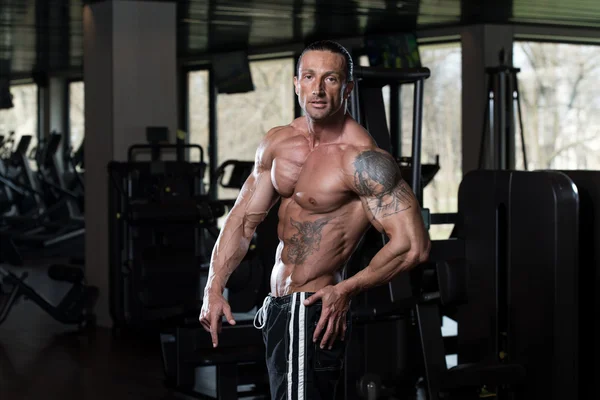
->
[204, 159, 280, 294]
[200, 132, 280, 346]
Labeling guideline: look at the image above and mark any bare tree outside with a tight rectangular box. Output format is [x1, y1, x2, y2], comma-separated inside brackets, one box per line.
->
[0, 84, 38, 155]
[513, 41, 600, 170]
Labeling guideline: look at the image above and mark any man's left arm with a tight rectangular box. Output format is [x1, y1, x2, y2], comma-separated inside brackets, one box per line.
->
[304, 148, 430, 348]
[337, 148, 431, 296]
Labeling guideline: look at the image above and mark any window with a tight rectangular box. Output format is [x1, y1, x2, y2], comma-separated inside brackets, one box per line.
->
[513, 41, 600, 170]
[0, 83, 38, 156]
[69, 81, 85, 152]
[216, 58, 294, 199]
[188, 69, 210, 167]
[408, 43, 462, 240]
[361, 42, 462, 240]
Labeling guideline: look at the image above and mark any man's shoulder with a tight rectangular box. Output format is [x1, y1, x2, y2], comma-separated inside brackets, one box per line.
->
[257, 122, 305, 166]
[342, 118, 379, 148]
[265, 119, 306, 142]
[340, 143, 395, 173]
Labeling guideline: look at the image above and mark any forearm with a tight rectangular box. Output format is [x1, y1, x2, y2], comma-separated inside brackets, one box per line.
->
[336, 241, 419, 298]
[204, 213, 260, 294]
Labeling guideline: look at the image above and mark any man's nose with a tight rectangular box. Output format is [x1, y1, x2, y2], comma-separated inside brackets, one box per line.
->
[311, 79, 325, 95]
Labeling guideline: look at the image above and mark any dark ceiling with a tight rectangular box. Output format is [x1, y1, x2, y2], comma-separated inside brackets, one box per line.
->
[1, 0, 600, 79]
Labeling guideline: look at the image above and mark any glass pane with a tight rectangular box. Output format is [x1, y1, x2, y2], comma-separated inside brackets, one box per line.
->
[0, 84, 38, 158]
[217, 58, 294, 199]
[69, 81, 85, 152]
[417, 43, 461, 240]
[188, 70, 210, 166]
[513, 41, 600, 170]
[374, 42, 462, 239]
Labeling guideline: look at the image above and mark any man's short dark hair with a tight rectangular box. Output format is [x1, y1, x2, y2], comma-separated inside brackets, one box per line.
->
[297, 40, 354, 82]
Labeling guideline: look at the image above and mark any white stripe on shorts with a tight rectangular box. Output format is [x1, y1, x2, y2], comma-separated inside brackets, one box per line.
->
[287, 293, 297, 400]
[298, 293, 306, 400]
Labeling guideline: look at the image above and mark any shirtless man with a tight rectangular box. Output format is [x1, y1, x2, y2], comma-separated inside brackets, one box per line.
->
[199, 40, 430, 400]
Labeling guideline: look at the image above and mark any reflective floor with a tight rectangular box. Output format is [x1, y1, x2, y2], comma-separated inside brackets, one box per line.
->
[0, 263, 175, 400]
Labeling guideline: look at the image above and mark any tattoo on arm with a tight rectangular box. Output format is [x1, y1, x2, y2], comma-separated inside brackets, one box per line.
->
[287, 216, 333, 264]
[353, 150, 414, 218]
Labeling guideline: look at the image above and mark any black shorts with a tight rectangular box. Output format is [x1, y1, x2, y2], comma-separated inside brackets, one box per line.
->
[254, 292, 351, 400]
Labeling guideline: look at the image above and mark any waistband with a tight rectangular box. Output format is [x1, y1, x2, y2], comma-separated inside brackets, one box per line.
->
[254, 292, 316, 329]
[267, 292, 317, 305]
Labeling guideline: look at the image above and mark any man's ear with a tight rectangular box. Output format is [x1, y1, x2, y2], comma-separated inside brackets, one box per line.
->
[344, 81, 355, 99]
[293, 76, 299, 95]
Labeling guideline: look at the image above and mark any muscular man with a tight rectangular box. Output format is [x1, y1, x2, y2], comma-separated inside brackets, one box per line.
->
[199, 40, 430, 399]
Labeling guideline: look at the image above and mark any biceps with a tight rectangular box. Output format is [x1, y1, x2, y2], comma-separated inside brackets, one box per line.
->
[361, 180, 422, 246]
[362, 179, 416, 221]
[230, 170, 279, 231]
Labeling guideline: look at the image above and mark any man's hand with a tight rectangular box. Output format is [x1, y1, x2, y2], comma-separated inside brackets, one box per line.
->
[303, 286, 351, 350]
[199, 291, 236, 348]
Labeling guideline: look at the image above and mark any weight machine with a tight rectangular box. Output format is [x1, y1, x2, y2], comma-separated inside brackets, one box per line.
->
[0, 264, 98, 329]
[346, 60, 536, 400]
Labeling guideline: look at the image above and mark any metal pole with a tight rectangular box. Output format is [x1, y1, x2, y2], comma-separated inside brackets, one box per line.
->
[350, 79, 361, 126]
[478, 74, 492, 170]
[513, 74, 528, 170]
[506, 70, 516, 170]
[497, 69, 507, 169]
[208, 70, 218, 200]
[389, 84, 401, 159]
[411, 79, 424, 205]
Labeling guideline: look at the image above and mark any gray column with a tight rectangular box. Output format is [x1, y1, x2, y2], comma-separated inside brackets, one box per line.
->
[83, 0, 178, 327]
[48, 78, 66, 135]
[461, 25, 514, 174]
[37, 83, 50, 140]
[48, 77, 67, 162]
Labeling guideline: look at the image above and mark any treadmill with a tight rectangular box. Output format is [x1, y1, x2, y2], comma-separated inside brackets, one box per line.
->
[0, 135, 46, 226]
[4, 134, 84, 248]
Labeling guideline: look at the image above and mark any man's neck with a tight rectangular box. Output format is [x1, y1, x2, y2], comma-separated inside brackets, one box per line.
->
[306, 111, 348, 148]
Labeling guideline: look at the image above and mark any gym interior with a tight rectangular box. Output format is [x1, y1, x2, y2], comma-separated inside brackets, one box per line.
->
[0, 1, 598, 399]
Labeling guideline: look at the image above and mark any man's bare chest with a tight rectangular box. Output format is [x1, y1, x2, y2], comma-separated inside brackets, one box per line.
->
[271, 146, 351, 213]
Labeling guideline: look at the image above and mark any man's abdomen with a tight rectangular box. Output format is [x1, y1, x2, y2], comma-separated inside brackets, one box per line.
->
[269, 258, 342, 296]
[269, 211, 367, 296]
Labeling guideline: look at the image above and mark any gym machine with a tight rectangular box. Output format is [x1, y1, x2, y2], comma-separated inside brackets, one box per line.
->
[108, 127, 215, 333]
[0, 264, 98, 329]
[346, 62, 535, 399]
[557, 170, 600, 400]
[158, 158, 272, 399]
[11, 133, 85, 247]
[455, 169, 581, 400]
[0, 133, 85, 265]
[0, 135, 45, 223]
[351, 57, 581, 400]
[345, 64, 434, 400]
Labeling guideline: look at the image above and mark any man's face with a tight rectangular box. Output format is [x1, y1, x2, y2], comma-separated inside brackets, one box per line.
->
[294, 50, 354, 122]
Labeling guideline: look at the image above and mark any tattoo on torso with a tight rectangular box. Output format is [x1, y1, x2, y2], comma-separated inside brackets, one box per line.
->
[353, 150, 413, 218]
[287, 216, 332, 264]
